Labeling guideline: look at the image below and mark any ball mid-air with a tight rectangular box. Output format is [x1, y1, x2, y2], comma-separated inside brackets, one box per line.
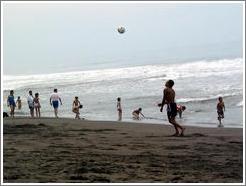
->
[117, 26, 126, 34]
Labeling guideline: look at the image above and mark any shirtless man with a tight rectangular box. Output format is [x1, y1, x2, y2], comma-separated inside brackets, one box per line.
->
[160, 80, 185, 136]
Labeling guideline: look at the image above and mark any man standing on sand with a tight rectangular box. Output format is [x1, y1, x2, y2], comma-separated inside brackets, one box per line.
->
[50, 88, 62, 118]
[160, 80, 185, 136]
[27, 90, 34, 118]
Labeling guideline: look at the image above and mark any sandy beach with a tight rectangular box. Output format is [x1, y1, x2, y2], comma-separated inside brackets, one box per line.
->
[3, 117, 243, 183]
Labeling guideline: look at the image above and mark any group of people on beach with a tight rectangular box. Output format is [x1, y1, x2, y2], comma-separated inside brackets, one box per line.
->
[116, 79, 225, 136]
[6, 88, 85, 120]
[6, 79, 226, 136]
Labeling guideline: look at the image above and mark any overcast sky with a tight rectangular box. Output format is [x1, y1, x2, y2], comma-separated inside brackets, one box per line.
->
[3, 2, 244, 75]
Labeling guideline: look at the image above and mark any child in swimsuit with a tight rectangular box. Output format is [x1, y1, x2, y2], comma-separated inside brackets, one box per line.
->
[33, 93, 41, 118]
[132, 108, 145, 120]
[117, 97, 122, 121]
[16, 96, 22, 110]
[177, 104, 186, 119]
[72, 96, 82, 119]
[217, 97, 225, 127]
[7, 90, 16, 117]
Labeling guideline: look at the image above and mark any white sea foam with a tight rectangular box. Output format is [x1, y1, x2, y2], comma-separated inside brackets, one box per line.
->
[3, 58, 243, 91]
[176, 92, 242, 104]
[236, 101, 243, 107]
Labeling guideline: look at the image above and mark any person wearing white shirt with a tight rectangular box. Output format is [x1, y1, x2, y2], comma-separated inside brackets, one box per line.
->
[50, 88, 62, 118]
[27, 90, 34, 118]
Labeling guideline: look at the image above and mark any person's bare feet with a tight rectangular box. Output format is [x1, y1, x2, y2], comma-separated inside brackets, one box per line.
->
[171, 133, 179, 137]
[179, 127, 186, 137]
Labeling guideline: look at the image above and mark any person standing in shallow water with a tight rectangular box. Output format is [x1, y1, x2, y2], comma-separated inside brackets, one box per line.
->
[217, 96, 225, 127]
[33, 93, 41, 118]
[50, 89, 62, 118]
[160, 80, 185, 136]
[27, 90, 34, 118]
[16, 96, 22, 110]
[7, 90, 16, 117]
[117, 97, 122, 121]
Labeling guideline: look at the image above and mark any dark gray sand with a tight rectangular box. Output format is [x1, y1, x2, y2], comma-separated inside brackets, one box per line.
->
[3, 117, 243, 183]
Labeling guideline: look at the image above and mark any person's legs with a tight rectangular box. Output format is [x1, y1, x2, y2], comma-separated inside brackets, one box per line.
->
[168, 117, 179, 136]
[179, 111, 182, 119]
[35, 107, 38, 117]
[118, 110, 122, 121]
[29, 107, 34, 118]
[169, 117, 185, 136]
[76, 110, 80, 119]
[10, 106, 12, 117]
[54, 108, 58, 118]
[132, 113, 139, 120]
[10, 105, 14, 117]
[38, 107, 41, 117]
[52, 101, 59, 118]
[218, 116, 222, 127]
[168, 104, 185, 136]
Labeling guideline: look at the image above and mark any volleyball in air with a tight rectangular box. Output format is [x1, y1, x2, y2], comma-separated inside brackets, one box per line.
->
[117, 26, 126, 34]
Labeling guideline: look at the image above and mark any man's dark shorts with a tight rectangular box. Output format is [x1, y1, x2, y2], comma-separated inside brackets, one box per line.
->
[167, 103, 177, 118]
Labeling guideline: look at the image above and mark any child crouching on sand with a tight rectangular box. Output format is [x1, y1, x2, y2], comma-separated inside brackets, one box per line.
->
[72, 96, 83, 119]
[217, 97, 225, 127]
[132, 108, 145, 120]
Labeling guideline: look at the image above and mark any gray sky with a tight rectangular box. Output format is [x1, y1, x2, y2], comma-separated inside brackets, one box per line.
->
[3, 2, 243, 75]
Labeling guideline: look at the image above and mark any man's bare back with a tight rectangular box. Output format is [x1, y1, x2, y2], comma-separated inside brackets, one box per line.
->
[164, 87, 175, 104]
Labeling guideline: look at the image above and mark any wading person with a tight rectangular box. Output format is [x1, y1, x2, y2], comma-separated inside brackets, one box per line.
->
[50, 89, 62, 118]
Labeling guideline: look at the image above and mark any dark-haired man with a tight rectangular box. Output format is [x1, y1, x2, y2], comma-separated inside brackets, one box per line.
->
[50, 89, 62, 118]
[160, 80, 185, 136]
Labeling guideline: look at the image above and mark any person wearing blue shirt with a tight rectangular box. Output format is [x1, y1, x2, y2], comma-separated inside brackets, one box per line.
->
[7, 90, 16, 117]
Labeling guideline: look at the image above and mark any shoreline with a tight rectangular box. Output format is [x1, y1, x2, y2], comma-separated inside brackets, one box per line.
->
[3, 116, 243, 129]
[3, 117, 243, 183]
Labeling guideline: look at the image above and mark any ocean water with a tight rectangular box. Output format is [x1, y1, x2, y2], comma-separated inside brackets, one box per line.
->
[3, 58, 243, 128]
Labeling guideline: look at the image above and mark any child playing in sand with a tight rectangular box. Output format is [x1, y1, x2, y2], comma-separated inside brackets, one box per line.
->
[117, 97, 122, 121]
[217, 97, 225, 127]
[7, 90, 16, 117]
[72, 96, 82, 119]
[16, 96, 22, 110]
[132, 108, 145, 120]
[33, 93, 41, 118]
[177, 104, 186, 119]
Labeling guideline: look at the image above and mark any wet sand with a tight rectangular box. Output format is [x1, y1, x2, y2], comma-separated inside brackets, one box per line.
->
[3, 117, 243, 183]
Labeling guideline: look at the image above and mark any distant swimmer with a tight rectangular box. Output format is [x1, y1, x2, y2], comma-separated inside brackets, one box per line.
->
[160, 80, 185, 136]
[177, 104, 186, 119]
[50, 88, 62, 118]
[7, 90, 16, 118]
[132, 108, 145, 120]
[117, 97, 122, 121]
[72, 96, 82, 119]
[16, 96, 22, 110]
[217, 97, 225, 127]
